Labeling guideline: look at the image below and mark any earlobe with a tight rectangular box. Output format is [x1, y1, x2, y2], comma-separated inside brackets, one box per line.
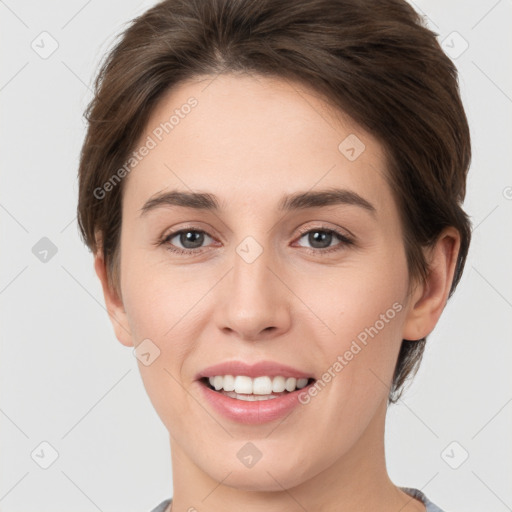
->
[402, 227, 460, 341]
[93, 252, 134, 347]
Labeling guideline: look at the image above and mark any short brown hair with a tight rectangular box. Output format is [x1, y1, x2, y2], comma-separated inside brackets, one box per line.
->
[77, 0, 471, 403]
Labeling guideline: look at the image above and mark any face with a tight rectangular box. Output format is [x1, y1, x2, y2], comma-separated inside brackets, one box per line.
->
[102, 72, 422, 491]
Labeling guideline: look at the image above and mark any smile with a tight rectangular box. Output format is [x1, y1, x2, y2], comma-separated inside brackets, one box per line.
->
[203, 375, 313, 401]
[195, 360, 317, 424]
[210, 374, 309, 393]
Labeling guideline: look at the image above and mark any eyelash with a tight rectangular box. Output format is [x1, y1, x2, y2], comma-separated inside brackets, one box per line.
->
[158, 224, 354, 257]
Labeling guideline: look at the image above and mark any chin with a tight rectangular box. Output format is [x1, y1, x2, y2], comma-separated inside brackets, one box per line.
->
[201, 456, 314, 492]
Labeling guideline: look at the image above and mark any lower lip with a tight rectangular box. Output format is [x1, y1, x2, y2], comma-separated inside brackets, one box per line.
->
[197, 380, 314, 424]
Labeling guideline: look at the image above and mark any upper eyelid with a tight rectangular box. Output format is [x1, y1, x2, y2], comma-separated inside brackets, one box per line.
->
[164, 223, 347, 237]
[295, 223, 352, 238]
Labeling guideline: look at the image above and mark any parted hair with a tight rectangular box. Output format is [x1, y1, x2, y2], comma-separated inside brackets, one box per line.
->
[77, 0, 472, 403]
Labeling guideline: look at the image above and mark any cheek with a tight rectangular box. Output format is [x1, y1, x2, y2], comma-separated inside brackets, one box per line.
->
[294, 249, 409, 403]
[119, 255, 199, 428]
[288, 267, 408, 460]
[119, 243, 212, 381]
[120, 243, 197, 339]
[294, 250, 408, 345]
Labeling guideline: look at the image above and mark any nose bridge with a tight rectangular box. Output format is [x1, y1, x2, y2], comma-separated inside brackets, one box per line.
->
[233, 236, 271, 298]
[218, 234, 290, 339]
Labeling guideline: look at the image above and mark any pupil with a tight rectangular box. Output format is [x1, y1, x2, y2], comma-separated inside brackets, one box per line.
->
[309, 231, 331, 248]
[181, 231, 204, 249]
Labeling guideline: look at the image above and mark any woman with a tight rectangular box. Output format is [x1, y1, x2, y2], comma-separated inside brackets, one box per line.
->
[77, 0, 471, 510]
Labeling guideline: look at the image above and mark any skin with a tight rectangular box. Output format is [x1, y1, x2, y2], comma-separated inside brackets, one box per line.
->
[94, 72, 460, 512]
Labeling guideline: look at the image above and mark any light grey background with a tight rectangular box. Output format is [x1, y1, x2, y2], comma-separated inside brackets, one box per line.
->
[1, 1, 511, 511]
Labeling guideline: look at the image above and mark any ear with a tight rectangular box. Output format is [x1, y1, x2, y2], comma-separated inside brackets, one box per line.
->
[94, 251, 134, 347]
[402, 227, 461, 341]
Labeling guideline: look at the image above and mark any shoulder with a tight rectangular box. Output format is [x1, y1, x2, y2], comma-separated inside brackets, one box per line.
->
[148, 498, 172, 512]
[400, 487, 448, 512]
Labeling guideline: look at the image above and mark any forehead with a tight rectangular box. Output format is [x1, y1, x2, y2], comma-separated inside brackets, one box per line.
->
[123, 72, 392, 216]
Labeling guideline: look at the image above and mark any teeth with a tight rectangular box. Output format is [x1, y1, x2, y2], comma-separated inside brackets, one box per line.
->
[252, 376, 272, 395]
[285, 377, 297, 392]
[207, 375, 310, 394]
[234, 375, 253, 394]
[212, 376, 223, 391]
[272, 376, 286, 393]
[223, 374, 235, 391]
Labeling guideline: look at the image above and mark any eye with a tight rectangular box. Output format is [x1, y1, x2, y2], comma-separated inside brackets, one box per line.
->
[158, 225, 353, 256]
[294, 227, 352, 253]
[162, 228, 215, 254]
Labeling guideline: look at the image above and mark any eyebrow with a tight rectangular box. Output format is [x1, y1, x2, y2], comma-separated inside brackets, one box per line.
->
[139, 188, 376, 216]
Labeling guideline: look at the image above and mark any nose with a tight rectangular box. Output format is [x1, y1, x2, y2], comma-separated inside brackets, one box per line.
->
[214, 242, 292, 341]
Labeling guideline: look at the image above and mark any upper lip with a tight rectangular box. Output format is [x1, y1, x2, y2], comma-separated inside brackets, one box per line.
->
[196, 360, 314, 380]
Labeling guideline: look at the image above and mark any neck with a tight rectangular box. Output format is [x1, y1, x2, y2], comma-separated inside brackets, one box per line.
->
[168, 398, 425, 512]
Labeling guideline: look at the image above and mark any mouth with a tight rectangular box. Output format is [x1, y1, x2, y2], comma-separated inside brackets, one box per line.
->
[199, 375, 316, 401]
[195, 360, 317, 423]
